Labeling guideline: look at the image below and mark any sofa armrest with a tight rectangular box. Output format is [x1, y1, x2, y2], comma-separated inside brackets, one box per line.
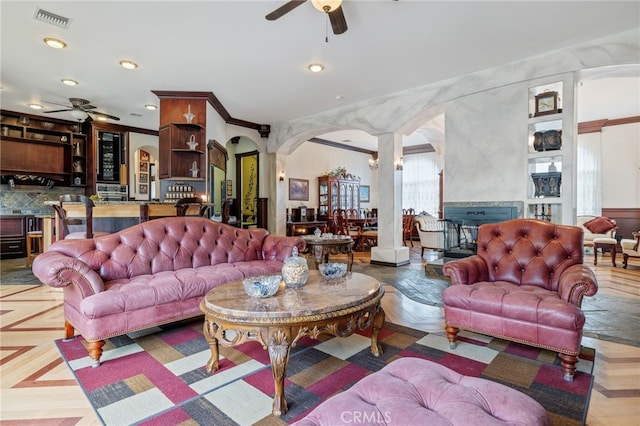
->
[557, 264, 598, 307]
[32, 251, 105, 297]
[262, 235, 306, 261]
[442, 255, 490, 285]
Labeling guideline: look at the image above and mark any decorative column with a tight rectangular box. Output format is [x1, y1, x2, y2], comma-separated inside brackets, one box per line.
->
[371, 133, 410, 266]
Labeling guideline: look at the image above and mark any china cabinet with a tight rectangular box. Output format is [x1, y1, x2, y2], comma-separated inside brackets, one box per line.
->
[318, 174, 360, 221]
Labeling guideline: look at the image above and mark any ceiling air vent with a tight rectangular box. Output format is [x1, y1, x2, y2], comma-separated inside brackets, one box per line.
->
[33, 8, 72, 29]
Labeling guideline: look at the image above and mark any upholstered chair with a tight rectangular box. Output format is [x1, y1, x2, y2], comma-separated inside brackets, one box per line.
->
[414, 214, 445, 256]
[621, 232, 640, 269]
[577, 215, 617, 247]
[442, 219, 598, 381]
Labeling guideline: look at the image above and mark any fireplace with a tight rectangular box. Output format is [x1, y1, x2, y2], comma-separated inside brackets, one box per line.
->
[444, 202, 523, 258]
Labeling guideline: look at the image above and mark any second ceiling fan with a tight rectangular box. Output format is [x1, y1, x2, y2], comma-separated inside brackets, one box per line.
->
[266, 0, 348, 35]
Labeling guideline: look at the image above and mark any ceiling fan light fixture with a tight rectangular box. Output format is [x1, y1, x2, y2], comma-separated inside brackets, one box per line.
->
[44, 37, 66, 49]
[308, 63, 325, 73]
[69, 109, 88, 121]
[311, 0, 342, 13]
[28, 103, 44, 110]
[119, 60, 138, 70]
[96, 116, 108, 121]
[61, 78, 78, 86]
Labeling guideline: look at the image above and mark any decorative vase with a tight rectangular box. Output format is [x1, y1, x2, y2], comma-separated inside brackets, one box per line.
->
[74, 142, 82, 156]
[186, 134, 198, 150]
[281, 246, 308, 288]
[190, 161, 199, 178]
[183, 104, 195, 124]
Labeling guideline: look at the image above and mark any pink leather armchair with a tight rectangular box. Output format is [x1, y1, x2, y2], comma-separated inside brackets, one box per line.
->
[442, 219, 598, 381]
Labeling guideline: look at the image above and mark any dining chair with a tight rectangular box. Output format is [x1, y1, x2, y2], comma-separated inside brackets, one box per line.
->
[54, 195, 110, 240]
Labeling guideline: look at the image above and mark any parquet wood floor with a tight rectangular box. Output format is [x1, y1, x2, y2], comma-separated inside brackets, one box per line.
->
[1, 248, 638, 425]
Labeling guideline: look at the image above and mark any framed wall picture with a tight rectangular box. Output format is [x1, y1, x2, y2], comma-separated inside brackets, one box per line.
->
[289, 178, 309, 201]
[226, 180, 233, 196]
[139, 173, 148, 183]
[140, 150, 150, 162]
[139, 162, 148, 173]
[360, 185, 370, 203]
[139, 184, 148, 194]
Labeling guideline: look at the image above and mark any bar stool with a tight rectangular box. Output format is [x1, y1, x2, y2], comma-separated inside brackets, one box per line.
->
[26, 230, 43, 267]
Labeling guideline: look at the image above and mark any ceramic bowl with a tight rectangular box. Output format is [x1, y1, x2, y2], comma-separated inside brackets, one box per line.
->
[243, 275, 282, 298]
[318, 262, 347, 279]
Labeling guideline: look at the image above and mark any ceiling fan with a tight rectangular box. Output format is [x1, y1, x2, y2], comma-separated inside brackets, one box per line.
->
[266, 0, 348, 35]
[43, 98, 120, 122]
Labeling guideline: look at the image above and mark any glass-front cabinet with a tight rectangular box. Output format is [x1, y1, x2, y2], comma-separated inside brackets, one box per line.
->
[317, 174, 360, 221]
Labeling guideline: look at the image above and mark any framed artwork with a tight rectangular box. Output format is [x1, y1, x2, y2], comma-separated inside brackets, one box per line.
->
[139, 162, 148, 173]
[226, 180, 233, 196]
[139, 173, 148, 183]
[360, 185, 370, 202]
[139, 184, 148, 194]
[289, 178, 309, 201]
[139, 150, 150, 162]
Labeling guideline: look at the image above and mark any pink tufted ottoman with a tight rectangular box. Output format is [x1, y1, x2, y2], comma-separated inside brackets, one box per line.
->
[292, 357, 550, 426]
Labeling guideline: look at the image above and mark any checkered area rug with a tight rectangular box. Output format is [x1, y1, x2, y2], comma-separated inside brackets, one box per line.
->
[56, 320, 594, 425]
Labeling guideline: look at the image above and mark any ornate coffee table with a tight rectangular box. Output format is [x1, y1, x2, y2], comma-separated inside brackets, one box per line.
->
[200, 270, 385, 416]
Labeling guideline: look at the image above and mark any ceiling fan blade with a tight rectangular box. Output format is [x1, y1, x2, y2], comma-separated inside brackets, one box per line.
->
[43, 100, 73, 108]
[43, 108, 73, 113]
[266, 0, 306, 20]
[80, 105, 97, 110]
[89, 111, 121, 121]
[329, 5, 347, 34]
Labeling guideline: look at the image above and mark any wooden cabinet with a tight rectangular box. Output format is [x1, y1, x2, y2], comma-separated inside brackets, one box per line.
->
[158, 123, 205, 180]
[0, 216, 39, 258]
[0, 111, 87, 186]
[318, 175, 360, 221]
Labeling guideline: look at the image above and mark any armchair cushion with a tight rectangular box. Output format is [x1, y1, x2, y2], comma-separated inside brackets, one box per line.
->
[583, 216, 617, 234]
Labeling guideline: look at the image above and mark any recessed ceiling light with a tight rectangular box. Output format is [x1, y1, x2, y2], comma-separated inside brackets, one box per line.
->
[119, 60, 138, 70]
[28, 103, 44, 110]
[44, 37, 66, 49]
[61, 78, 78, 86]
[308, 63, 325, 73]
[144, 104, 157, 110]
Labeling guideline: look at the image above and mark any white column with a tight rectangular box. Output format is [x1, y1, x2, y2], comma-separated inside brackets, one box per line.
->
[270, 152, 288, 235]
[371, 133, 410, 266]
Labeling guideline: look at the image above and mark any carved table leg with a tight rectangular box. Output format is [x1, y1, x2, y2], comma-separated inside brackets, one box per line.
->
[268, 328, 292, 417]
[347, 245, 354, 272]
[370, 306, 385, 357]
[202, 318, 220, 372]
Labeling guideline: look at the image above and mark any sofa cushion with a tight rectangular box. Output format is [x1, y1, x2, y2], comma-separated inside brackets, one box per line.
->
[583, 216, 616, 234]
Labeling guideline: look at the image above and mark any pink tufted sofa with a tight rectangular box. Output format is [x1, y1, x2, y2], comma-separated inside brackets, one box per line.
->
[442, 219, 598, 381]
[32, 216, 305, 366]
